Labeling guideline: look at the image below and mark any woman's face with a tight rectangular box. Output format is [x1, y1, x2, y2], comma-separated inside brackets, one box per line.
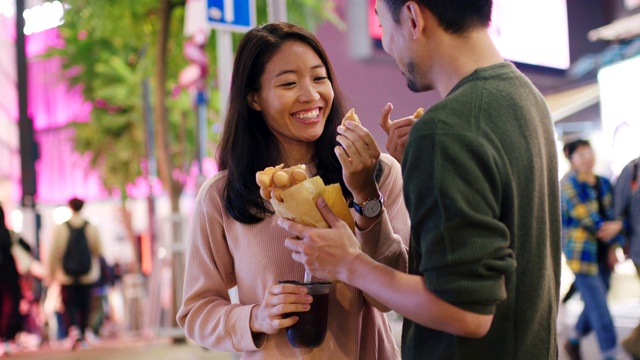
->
[249, 40, 334, 149]
[570, 144, 595, 174]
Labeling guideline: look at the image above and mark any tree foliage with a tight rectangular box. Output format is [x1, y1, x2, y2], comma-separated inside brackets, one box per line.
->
[47, 0, 341, 207]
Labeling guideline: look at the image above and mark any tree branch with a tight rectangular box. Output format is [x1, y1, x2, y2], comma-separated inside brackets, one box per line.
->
[169, 0, 186, 10]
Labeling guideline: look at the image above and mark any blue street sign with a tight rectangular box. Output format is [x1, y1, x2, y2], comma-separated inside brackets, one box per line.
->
[207, 0, 256, 32]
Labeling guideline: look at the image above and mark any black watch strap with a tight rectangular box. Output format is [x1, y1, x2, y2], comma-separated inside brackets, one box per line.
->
[349, 193, 384, 218]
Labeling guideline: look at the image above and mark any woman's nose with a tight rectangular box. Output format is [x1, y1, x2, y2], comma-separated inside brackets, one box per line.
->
[298, 82, 320, 103]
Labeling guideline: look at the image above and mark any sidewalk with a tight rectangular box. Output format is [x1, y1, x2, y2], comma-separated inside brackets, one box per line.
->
[557, 298, 639, 360]
[5, 337, 233, 360]
[5, 262, 639, 359]
[557, 260, 640, 360]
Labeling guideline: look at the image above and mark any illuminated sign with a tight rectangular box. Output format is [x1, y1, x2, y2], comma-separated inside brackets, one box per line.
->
[0, 0, 15, 17]
[598, 56, 640, 176]
[207, 0, 256, 32]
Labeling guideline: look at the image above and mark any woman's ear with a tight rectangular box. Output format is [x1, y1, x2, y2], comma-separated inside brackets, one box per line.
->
[247, 92, 261, 111]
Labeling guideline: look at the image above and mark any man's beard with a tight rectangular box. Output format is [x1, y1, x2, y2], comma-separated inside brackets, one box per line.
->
[404, 60, 421, 93]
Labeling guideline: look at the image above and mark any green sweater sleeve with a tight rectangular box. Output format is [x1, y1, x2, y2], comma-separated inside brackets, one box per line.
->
[403, 120, 516, 315]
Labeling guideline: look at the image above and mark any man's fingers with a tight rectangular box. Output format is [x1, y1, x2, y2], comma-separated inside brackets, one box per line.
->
[388, 118, 416, 135]
[379, 103, 393, 135]
[316, 197, 343, 229]
[278, 217, 304, 238]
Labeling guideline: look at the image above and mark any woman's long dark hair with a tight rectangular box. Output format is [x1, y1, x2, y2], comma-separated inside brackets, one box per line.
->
[217, 22, 350, 224]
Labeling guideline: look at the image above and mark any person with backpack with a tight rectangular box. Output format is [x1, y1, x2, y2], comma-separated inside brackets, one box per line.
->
[47, 197, 102, 350]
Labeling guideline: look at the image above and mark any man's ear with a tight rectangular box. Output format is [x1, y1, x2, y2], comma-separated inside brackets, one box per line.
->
[247, 92, 261, 111]
[404, 1, 424, 39]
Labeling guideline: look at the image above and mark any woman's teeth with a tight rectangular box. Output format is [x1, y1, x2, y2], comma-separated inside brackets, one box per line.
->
[294, 109, 319, 120]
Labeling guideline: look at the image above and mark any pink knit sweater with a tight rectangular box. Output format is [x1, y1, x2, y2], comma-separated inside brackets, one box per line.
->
[177, 153, 409, 359]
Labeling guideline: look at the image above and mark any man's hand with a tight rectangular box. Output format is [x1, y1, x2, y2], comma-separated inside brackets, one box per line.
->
[379, 103, 418, 163]
[279, 197, 362, 282]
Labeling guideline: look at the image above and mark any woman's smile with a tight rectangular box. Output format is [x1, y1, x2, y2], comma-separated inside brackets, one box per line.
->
[291, 107, 322, 124]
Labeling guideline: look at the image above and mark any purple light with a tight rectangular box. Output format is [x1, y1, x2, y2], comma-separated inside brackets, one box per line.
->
[1, 12, 217, 205]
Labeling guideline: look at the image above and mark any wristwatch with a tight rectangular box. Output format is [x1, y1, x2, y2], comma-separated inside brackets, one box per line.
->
[349, 193, 384, 218]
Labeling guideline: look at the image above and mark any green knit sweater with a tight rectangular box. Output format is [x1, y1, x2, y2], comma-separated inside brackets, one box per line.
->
[401, 62, 561, 359]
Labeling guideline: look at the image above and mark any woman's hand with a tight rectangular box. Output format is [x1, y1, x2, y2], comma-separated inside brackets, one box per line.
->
[335, 120, 381, 203]
[249, 282, 313, 335]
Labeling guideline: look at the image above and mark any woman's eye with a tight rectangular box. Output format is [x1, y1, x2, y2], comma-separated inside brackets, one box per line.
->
[314, 76, 328, 82]
[280, 82, 296, 87]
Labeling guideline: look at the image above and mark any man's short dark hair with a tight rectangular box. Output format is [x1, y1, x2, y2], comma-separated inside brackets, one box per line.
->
[383, 0, 493, 34]
[68, 197, 85, 212]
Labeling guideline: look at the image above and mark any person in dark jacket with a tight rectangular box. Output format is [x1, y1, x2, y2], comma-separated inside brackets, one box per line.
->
[0, 205, 24, 356]
[613, 156, 640, 360]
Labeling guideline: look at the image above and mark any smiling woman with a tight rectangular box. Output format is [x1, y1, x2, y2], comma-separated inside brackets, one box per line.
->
[247, 40, 334, 151]
[176, 22, 410, 359]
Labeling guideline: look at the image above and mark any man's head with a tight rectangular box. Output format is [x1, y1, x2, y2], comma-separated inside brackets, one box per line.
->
[68, 197, 85, 213]
[375, 0, 494, 93]
[381, 0, 493, 34]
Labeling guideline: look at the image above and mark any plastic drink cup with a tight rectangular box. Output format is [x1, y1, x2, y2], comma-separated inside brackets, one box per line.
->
[279, 280, 331, 348]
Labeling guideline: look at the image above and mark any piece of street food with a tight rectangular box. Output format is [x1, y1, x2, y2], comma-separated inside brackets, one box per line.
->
[413, 107, 425, 118]
[342, 108, 361, 126]
[256, 164, 308, 201]
[256, 164, 355, 231]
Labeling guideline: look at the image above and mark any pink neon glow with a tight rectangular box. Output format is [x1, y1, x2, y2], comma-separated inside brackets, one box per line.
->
[368, 0, 381, 41]
[1, 13, 217, 204]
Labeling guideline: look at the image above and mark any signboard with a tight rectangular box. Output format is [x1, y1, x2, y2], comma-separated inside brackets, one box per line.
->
[207, 0, 256, 32]
[599, 56, 640, 177]
[626, 0, 640, 10]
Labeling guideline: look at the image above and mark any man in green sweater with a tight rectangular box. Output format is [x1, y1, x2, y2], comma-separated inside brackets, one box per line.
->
[279, 0, 562, 358]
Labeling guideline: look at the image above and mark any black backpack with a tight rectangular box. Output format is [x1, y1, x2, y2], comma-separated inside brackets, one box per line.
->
[62, 221, 92, 279]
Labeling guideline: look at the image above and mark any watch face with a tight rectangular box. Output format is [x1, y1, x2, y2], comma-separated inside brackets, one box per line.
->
[362, 199, 382, 217]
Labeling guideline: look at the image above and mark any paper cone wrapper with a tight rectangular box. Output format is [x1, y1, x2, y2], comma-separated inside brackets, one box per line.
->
[270, 176, 355, 232]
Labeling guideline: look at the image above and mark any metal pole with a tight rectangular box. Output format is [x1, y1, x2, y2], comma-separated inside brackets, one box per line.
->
[216, 29, 233, 126]
[196, 90, 207, 184]
[143, 78, 157, 260]
[347, 0, 372, 60]
[267, 0, 287, 22]
[15, 0, 39, 254]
